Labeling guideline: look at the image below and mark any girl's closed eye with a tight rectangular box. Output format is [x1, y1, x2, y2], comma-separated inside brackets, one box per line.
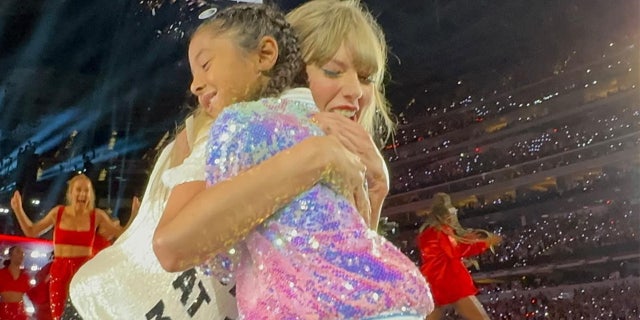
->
[202, 60, 211, 71]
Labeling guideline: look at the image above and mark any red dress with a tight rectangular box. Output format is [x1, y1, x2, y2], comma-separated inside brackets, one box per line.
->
[416, 225, 488, 306]
[0, 267, 31, 320]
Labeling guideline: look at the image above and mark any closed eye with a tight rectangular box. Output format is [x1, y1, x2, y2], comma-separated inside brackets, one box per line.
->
[359, 74, 375, 84]
[202, 60, 211, 71]
[322, 68, 341, 78]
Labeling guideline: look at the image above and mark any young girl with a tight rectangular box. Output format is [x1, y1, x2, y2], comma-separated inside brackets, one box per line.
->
[153, 1, 434, 318]
[417, 192, 502, 320]
[65, 3, 322, 320]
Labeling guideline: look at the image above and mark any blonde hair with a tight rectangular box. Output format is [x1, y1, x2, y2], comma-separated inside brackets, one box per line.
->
[66, 174, 95, 211]
[191, 108, 214, 142]
[286, 0, 396, 144]
[421, 193, 493, 244]
[169, 107, 214, 168]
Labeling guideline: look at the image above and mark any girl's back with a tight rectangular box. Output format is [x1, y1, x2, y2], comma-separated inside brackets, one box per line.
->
[204, 91, 433, 319]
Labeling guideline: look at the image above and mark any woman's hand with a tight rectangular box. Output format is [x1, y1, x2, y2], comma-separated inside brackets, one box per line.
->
[10, 191, 24, 215]
[313, 112, 389, 192]
[313, 112, 389, 228]
[485, 234, 503, 247]
[319, 135, 371, 224]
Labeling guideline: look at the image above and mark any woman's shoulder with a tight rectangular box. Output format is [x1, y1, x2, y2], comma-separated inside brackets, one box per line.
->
[419, 226, 436, 236]
[419, 225, 450, 238]
[50, 204, 66, 219]
[93, 208, 108, 217]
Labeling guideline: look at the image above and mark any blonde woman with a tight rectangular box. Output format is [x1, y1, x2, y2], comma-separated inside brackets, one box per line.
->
[11, 174, 128, 319]
[64, 111, 237, 320]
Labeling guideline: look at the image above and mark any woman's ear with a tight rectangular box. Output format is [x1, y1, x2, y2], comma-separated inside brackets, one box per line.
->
[256, 36, 279, 72]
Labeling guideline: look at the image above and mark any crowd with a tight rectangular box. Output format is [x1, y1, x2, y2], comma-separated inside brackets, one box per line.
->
[466, 279, 640, 320]
[389, 37, 638, 151]
[391, 105, 639, 194]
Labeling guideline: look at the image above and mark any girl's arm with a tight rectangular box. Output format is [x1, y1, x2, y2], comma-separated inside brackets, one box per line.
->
[10, 191, 55, 237]
[153, 135, 364, 272]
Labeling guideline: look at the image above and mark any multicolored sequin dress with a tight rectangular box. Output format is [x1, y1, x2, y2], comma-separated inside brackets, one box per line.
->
[202, 89, 433, 319]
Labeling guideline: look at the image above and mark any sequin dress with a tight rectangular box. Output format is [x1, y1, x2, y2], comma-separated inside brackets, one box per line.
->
[202, 88, 433, 319]
[66, 116, 237, 320]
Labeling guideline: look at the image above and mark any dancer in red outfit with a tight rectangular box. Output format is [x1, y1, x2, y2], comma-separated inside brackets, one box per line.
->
[417, 193, 502, 320]
[10, 174, 135, 319]
[29, 254, 53, 320]
[92, 199, 139, 257]
[91, 216, 121, 257]
[0, 246, 31, 320]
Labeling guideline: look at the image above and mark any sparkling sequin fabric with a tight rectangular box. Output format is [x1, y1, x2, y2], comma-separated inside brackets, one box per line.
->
[67, 117, 237, 320]
[202, 92, 434, 319]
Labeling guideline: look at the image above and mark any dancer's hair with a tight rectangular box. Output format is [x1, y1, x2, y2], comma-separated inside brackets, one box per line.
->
[421, 193, 495, 244]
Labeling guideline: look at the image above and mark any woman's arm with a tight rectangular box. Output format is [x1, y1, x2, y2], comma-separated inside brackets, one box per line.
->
[10, 191, 55, 237]
[456, 234, 502, 258]
[456, 241, 489, 258]
[95, 209, 127, 238]
[313, 112, 389, 230]
[122, 196, 140, 231]
[153, 135, 365, 272]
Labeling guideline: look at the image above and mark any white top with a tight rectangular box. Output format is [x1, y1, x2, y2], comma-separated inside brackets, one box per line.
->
[69, 116, 237, 319]
[281, 87, 315, 104]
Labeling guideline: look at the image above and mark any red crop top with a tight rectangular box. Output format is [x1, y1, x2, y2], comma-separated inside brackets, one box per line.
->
[0, 268, 30, 293]
[53, 206, 96, 247]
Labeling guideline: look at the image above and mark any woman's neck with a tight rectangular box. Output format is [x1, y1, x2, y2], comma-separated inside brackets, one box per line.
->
[70, 204, 89, 215]
[8, 263, 21, 273]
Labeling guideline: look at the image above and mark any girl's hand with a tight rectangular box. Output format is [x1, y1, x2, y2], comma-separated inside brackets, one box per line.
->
[313, 112, 389, 196]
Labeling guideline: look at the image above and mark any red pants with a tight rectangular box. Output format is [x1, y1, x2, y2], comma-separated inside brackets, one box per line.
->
[50, 257, 89, 319]
[0, 301, 27, 320]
